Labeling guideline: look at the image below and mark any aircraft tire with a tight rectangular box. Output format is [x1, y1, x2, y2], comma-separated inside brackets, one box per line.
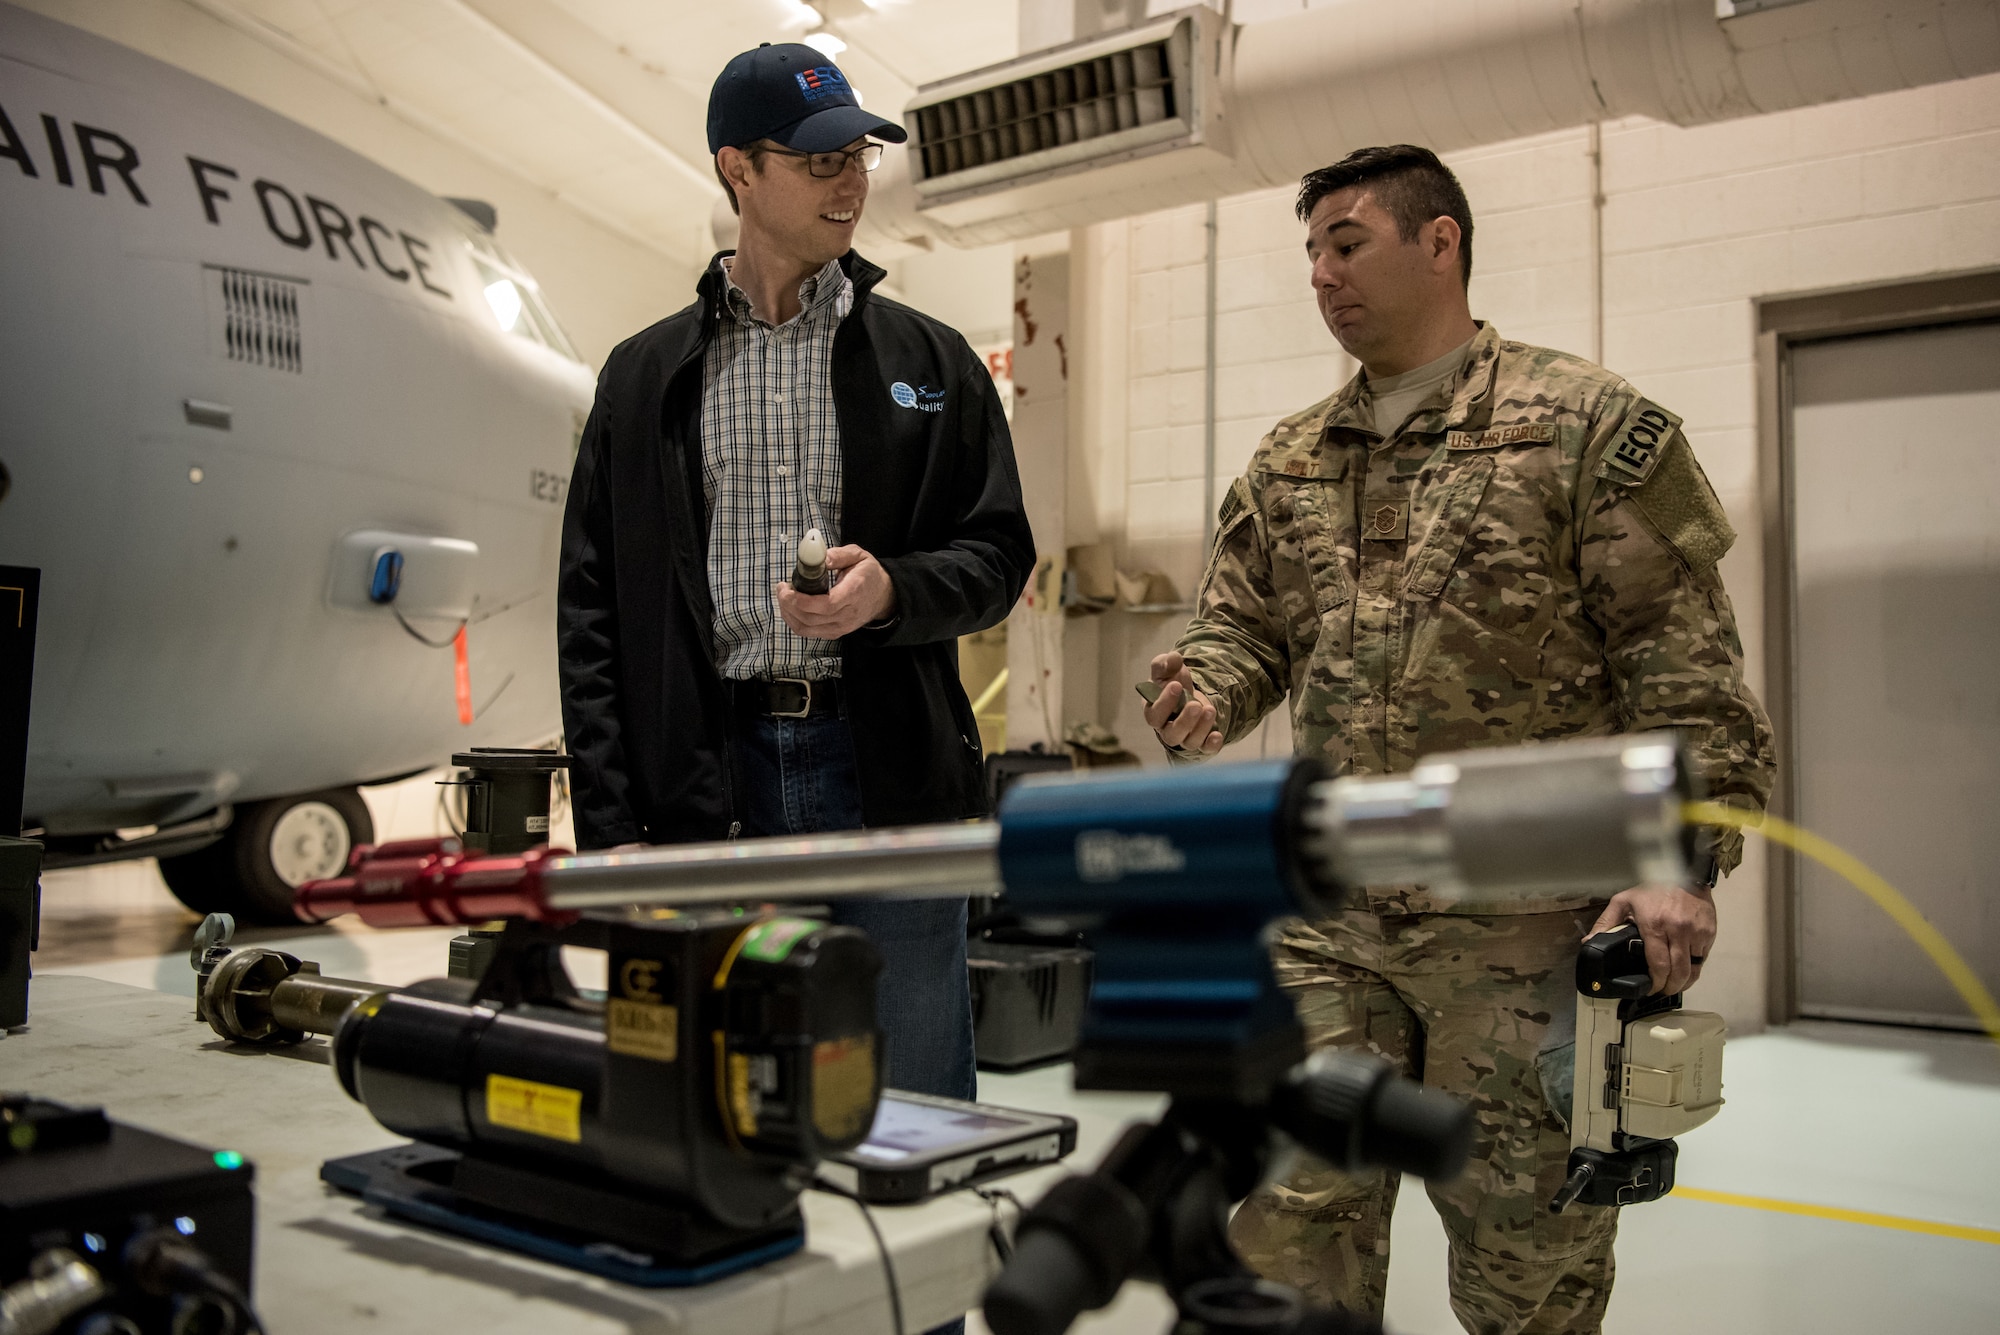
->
[157, 836, 240, 917]
[160, 787, 375, 925]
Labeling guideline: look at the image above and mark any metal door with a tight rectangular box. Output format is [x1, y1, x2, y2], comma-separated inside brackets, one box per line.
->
[1791, 319, 2000, 1028]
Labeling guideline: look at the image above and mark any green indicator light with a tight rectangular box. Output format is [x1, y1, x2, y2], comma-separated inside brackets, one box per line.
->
[212, 1150, 245, 1170]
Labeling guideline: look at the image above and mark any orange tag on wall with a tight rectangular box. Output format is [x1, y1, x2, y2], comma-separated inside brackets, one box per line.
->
[454, 625, 473, 725]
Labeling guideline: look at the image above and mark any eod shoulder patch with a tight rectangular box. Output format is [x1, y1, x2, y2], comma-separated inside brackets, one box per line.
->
[1598, 399, 1682, 486]
[1589, 396, 1736, 573]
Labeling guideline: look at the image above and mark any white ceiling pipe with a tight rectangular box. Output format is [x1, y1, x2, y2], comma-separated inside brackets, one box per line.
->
[861, 0, 2000, 249]
[1233, 0, 2000, 183]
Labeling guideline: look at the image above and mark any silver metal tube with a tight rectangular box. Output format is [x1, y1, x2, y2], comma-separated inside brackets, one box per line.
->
[542, 822, 1005, 911]
[271, 972, 390, 1036]
[0, 1251, 108, 1335]
[1303, 733, 1688, 900]
[538, 735, 1687, 914]
[200, 946, 390, 1044]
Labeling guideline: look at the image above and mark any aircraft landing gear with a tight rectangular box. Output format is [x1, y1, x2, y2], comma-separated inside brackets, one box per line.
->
[160, 787, 373, 924]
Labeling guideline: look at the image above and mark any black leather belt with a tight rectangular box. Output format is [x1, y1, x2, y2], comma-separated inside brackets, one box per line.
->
[732, 677, 842, 719]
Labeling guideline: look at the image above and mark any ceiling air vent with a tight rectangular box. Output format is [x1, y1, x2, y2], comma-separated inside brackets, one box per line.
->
[903, 6, 1237, 244]
[914, 39, 1177, 183]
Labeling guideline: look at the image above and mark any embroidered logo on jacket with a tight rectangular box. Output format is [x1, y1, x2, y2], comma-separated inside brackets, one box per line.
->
[890, 381, 946, 413]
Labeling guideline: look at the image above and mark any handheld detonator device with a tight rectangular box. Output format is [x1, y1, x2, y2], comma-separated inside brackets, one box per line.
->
[790, 529, 830, 595]
[1550, 923, 1727, 1213]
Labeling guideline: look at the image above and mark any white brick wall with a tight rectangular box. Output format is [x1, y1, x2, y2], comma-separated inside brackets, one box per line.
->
[1077, 70, 2000, 1032]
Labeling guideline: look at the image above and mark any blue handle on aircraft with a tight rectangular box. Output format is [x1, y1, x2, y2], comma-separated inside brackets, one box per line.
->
[369, 549, 404, 604]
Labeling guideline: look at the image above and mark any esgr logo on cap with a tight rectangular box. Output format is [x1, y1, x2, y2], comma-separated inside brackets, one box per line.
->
[709, 42, 908, 155]
[796, 66, 849, 103]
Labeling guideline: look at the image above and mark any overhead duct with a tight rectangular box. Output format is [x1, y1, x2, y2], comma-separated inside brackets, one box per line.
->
[903, 6, 1236, 233]
[862, 0, 2000, 248]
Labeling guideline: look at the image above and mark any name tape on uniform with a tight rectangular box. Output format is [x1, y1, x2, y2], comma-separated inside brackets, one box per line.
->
[1444, 423, 1555, 451]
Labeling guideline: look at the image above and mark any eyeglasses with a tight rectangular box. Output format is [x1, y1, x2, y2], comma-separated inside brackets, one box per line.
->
[759, 142, 885, 178]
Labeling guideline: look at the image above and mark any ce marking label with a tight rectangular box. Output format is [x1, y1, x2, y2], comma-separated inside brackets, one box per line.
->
[530, 467, 569, 505]
[619, 958, 664, 1001]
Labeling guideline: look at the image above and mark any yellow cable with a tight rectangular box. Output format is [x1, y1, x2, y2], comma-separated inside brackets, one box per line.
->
[1683, 801, 2000, 1048]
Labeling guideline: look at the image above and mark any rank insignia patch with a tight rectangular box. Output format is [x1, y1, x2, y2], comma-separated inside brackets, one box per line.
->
[1364, 498, 1409, 541]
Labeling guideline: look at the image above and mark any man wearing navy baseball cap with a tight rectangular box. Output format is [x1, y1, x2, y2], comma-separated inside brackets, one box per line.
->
[560, 44, 1033, 1127]
[709, 40, 909, 166]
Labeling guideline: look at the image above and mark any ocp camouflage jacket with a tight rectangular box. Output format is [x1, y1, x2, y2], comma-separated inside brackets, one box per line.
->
[1176, 324, 1777, 914]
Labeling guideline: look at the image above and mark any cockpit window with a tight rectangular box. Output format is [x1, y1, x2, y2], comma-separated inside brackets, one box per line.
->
[466, 234, 581, 363]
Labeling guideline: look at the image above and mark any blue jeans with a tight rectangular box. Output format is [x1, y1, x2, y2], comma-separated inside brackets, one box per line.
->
[730, 710, 977, 1102]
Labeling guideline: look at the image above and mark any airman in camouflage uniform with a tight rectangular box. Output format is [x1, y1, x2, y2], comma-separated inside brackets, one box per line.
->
[1150, 152, 1777, 1332]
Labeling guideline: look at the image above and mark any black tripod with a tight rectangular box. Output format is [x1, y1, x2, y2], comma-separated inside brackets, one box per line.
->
[983, 1050, 1474, 1335]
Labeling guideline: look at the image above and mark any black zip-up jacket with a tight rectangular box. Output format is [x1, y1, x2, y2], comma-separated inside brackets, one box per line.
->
[558, 251, 1034, 849]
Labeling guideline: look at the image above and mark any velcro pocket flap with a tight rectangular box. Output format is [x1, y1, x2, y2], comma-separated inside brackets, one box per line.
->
[1404, 457, 1497, 600]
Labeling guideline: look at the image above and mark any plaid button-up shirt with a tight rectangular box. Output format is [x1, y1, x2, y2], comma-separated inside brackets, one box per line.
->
[701, 256, 853, 681]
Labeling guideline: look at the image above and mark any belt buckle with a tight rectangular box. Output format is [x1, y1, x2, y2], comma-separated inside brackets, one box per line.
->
[769, 678, 812, 719]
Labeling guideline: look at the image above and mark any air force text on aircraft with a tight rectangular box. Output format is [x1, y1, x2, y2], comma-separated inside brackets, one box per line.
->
[0, 101, 453, 298]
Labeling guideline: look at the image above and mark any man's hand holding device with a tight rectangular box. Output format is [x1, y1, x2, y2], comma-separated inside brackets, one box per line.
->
[776, 529, 898, 639]
[1140, 651, 1223, 756]
[1587, 882, 1718, 996]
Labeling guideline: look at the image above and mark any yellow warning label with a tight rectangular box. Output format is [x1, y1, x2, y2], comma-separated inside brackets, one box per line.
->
[485, 1073, 582, 1144]
[812, 1034, 878, 1143]
[607, 999, 679, 1062]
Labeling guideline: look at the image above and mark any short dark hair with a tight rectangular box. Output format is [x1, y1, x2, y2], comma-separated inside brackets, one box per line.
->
[713, 143, 767, 216]
[1296, 145, 1474, 288]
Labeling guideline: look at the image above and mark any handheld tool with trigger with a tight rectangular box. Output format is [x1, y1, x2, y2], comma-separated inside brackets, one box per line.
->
[1133, 680, 1184, 724]
[791, 529, 830, 596]
[1550, 922, 1727, 1214]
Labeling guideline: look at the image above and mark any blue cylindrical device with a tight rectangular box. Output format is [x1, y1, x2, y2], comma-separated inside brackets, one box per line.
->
[994, 758, 1338, 1096]
[995, 758, 1335, 928]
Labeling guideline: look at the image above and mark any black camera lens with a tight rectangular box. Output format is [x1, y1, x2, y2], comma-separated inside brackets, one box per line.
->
[1268, 1051, 1474, 1182]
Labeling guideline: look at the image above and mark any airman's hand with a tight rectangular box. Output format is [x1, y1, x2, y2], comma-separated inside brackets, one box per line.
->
[1588, 884, 1717, 995]
[1144, 651, 1222, 756]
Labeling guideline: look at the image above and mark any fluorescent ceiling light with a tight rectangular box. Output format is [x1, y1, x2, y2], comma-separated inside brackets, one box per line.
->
[803, 30, 848, 57]
[779, 2, 823, 29]
[485, 278, 523, 332]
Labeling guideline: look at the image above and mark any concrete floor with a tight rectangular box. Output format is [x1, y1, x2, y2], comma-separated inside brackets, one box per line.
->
[24, 843, 2000, 1335]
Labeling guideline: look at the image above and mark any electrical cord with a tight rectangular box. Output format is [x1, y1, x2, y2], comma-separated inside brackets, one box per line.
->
[972, 1186, 1026, 1266]
[807, 1182, 905, 1335]
[470, 671, 516, 723]
[435, 773, 466, 838]
[391, 604, 466, 650]
[124, 1229, 266, 1335]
